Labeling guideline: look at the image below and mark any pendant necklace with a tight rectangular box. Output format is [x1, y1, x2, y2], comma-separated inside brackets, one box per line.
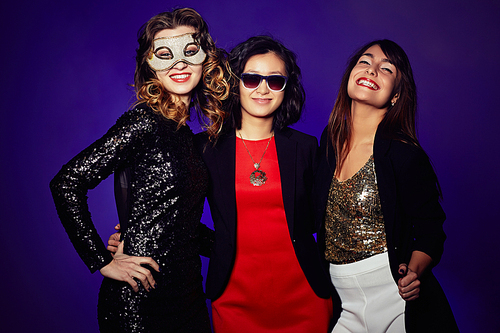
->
[238, 131, 274, 186]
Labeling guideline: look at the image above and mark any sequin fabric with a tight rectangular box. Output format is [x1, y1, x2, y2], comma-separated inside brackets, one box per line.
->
[324, 156, 388, 264]
[50, 104, 212, 332]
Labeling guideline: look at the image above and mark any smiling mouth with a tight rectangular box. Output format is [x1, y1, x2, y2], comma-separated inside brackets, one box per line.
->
[170, 73, 191, 82]
[253, 98, 271, 103]
[356, 78, 379, 90]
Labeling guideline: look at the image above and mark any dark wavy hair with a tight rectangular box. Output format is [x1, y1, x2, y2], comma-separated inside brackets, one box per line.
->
[327, 39, 419, 174]
[225, 35, 305, 131]
[134, 8, 231, 140]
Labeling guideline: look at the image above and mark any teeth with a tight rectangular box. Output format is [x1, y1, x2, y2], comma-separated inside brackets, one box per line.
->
[358, 79, 378, 90]
[171, 74, 189, 79]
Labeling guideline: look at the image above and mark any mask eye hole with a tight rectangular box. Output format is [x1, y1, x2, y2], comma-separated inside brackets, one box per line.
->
[184, 43, 200, 57]
[154, 47, 173, 59]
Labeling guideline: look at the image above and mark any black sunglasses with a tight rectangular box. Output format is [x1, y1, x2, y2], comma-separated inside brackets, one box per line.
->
[240, 73, 288, 92]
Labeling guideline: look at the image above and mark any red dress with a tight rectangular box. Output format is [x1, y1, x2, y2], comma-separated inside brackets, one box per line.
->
[211, 137, 332, 332]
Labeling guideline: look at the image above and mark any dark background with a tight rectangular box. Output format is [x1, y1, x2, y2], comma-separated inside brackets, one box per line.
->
[1, 0, 498, 332]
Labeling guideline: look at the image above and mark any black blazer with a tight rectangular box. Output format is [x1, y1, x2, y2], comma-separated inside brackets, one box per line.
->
[314, 126, 458, 332]
[195, 127, 332, 300]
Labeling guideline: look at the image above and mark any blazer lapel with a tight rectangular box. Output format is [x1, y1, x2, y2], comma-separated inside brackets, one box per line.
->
[275, 129, 296, 239]
[373, 130, 396, 241]
[321, 134, 337, 210]
[214, 131, 237, 245]
[314, 130, 337, 234]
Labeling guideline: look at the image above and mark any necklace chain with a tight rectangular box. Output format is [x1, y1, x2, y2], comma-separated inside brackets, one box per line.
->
[238, 131, 274, 186]
[238, 131, 274, 170]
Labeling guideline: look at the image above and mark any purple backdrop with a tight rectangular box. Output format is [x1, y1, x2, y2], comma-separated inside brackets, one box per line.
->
[1, 0, 498, 332]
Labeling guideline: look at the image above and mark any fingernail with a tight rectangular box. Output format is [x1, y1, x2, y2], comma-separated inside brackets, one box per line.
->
[399, 269, 404, 274]
[154, 283, 158, 288]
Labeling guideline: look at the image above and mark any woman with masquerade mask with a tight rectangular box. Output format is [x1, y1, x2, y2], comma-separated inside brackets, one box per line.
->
[314, 40, 458, 332]
[50, 8, 230, 332]
[195, 36, 333, 332]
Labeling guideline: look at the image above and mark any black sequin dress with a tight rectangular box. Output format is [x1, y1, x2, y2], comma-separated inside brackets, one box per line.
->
[50, 104, 213, 332]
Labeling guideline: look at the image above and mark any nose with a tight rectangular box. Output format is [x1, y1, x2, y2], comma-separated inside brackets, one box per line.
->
[171, 60, 188, 70]
[256, 78, 270, 94]
[366, 66, 377, 76]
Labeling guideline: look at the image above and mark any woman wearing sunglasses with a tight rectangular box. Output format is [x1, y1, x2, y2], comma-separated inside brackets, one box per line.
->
[195, 35, 333, 332]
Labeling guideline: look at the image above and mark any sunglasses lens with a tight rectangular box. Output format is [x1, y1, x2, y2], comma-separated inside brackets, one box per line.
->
[241, 74, 261, 89]
[241, 74, 287, 91]
[267, 76, 286, 91]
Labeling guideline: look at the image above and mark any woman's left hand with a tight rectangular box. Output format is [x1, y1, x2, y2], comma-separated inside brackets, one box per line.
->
[398, 251, 433, 301]
[397, 264, 420, 301]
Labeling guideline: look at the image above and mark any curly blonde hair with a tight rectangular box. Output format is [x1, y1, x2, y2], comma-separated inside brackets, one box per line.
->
[134, 8, 231, 140]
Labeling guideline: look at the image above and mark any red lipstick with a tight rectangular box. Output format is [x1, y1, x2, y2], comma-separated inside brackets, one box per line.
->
[356, 77, 379, 90]
[169, 72, 191, 83]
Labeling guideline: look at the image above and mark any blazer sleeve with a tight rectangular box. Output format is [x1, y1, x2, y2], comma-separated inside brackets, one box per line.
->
[313, 126, 334, 234]
[196, 223, 215, 258]
[298, 132, 319, 234]
[49, 107, 155, 273]
[395, 146, 446, 266]
[193, 132, 216, 258]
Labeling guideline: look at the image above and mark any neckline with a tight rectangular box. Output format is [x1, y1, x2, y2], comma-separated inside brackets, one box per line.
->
[334, 155, 373, 183]
[236, 136, 274, 143]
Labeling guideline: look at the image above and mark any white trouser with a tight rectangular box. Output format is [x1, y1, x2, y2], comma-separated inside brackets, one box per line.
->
[329, 252, 405, 333]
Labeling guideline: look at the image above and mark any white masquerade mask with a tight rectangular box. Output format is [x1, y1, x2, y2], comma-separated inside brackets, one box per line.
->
[147, 33, 206, 71]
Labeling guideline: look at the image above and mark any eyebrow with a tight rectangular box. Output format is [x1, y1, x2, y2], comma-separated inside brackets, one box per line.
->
[244, 69, 286, 76]
[361, 53, 394, 65]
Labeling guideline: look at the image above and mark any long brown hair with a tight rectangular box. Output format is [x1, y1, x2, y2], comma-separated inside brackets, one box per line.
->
[134, 8, 231, 140]
[327, 39, 419, 174]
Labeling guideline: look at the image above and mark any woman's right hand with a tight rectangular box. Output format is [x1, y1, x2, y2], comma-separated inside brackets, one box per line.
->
[99, 241, 160, 292]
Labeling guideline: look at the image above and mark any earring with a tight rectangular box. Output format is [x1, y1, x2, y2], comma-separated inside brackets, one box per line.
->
[391, 102, 395, 107]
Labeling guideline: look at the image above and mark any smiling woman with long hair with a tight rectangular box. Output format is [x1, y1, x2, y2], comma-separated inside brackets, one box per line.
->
[50, 8, 230, 332]
[314, 39, 458, 332]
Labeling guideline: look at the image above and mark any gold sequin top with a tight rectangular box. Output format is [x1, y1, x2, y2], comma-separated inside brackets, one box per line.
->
[324, 156, 388, 264]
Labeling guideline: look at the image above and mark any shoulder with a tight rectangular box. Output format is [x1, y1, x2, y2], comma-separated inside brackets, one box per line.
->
[194, 130, 234, 154]
[387, 139, 430, 166]
[375, 129, 428, 162]
[319, 126, 329, 147]
[377, 137, 437, 183]
[279, 127, 318, 148]
[115, 103, 159, 131]
[116, 103, 184, 139]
